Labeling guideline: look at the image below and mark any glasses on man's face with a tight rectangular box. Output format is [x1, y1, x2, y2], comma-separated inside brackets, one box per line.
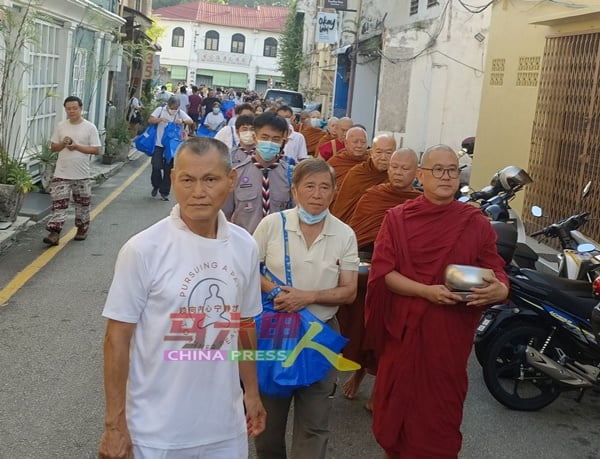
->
[420, 166, 460, 179]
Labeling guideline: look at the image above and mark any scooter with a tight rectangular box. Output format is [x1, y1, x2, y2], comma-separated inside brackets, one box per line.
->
[463, 166, 538, 269]
[474, 222, 600, 411]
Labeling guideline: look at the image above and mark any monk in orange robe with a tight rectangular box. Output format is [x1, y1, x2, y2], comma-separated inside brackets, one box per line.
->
[319, 117, 352, 161]
[316, 116, 338, 152]
[331, 134, 396, 223]
[365, 145, 509, 458]
[338, 149, 421, 409]
[327, 126, 368, 191]
[296, 110, 325, 156]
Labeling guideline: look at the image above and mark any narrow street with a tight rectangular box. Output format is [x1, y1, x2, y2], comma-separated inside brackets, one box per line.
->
[0, 156, 598, 459]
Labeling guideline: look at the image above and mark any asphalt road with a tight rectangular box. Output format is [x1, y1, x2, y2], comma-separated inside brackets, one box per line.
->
[0, 156, 599, 459]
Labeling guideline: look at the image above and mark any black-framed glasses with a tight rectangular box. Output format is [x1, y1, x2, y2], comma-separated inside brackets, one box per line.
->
[420, 166, 460, 179]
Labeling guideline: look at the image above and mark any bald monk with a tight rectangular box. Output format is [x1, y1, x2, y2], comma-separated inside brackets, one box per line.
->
[319, 117, 352, 161]
[331, 134, 396, 223]
[327, 126, 369, 193]
[338, 149, 421, 409]
[350, 149, 422, 250]
[316, 117, 338, 151]
[296, 110, 324, 156]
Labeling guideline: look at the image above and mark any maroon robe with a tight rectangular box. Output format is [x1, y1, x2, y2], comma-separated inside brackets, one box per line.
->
[365, 195, 508, 458]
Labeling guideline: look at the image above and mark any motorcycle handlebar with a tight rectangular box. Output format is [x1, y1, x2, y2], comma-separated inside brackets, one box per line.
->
[530, 212, 590, 239]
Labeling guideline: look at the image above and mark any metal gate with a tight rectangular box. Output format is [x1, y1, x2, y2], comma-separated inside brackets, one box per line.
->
[523, 31, 600, 247]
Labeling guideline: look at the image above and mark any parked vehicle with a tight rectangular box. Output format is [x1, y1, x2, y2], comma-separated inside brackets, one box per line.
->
[474, 222, 600, 411]
[264, 89, 304, 115]
[463, 166, 538, 269]
[528, 182, 600, 281]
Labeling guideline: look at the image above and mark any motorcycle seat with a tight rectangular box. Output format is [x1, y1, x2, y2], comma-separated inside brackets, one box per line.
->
[514, 269, 596, 320]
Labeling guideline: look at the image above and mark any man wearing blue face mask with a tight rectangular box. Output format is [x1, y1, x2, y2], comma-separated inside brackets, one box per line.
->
[252, 158, 359, 459]
[223, 112, 294, 234]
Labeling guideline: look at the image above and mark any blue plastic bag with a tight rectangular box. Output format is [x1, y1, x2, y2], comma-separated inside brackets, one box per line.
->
[255, 268, 349, 397]
[196, 123, 217, 138]
[134, 124, 157, 156]
[162, 122, 184, 163]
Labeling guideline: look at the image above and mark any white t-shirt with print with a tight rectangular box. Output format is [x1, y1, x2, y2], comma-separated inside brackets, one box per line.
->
[151, 106, 192, 147]
[102, 206, 262, 450]
[51, 119, 101, 180]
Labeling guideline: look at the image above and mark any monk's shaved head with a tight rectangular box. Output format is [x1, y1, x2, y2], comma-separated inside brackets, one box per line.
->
[337, 117, 353, 141]
[371, 135, 397, 172]
[388, 148, 418, 192]
[420, 144, 458, 167]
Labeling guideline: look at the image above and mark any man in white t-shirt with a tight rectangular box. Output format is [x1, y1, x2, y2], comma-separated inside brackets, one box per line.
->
[43, 96, 101, 246]
[276, 105, 308, 164]
[99, 137, 266, 459]
[148, 96, 193, 201]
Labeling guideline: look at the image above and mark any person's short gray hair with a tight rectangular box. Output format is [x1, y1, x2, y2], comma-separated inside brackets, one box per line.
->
[174, 137, 232, 173]
[420, 144, 456, 165]
[291, 158, 336, 189]
[167, 96, 180, 107]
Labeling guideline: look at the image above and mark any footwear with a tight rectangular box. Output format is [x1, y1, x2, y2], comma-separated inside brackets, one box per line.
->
[160, 194, 169, 201]
[74, 228, 87, 241]
[151, 187, 158, 197]
[43, 231, 60, 246]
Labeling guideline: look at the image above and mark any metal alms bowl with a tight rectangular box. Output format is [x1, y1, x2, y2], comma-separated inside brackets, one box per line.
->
[444, 264, 495, 291]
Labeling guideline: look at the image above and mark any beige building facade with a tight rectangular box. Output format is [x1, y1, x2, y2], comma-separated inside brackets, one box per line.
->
[472, 1, 600, 233]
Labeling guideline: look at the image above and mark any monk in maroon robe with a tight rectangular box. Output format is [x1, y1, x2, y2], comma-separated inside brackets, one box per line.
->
[331, 134, 396, 224]
[365, 145, 509, 459]
[339, 149, 421, 408]
[319, 117, 352, 161]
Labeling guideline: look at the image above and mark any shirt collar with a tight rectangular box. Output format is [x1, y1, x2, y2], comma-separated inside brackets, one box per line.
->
[169, 204, 230, 240]
[286, 208, 337, 236]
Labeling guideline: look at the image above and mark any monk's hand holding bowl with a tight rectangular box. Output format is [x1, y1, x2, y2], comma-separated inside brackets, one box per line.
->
[425, 285, 463, 305]
[273, 285, 315, 313]
[465, 276, 509, 307]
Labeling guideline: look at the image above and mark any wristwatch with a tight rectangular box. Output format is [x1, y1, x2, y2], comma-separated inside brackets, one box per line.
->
[266, 286, 282, 301]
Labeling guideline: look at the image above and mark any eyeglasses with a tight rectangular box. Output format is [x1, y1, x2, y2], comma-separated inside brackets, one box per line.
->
[420, 166, 460, 179]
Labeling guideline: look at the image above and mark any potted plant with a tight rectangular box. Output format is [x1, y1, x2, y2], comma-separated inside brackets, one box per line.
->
[31, 143, 58, 193]
[103, 120, 132, 164]
[0, 153, 35, 222]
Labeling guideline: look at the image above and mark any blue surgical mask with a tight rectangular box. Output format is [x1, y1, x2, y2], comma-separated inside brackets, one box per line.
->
[297, 205, 329, 225]
[212, 108, 220, 114]
[257, 140, 281, 161]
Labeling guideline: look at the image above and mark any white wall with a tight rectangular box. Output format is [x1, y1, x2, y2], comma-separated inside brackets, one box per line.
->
[156, 19, 283, 89]
[361, 0, 491, 153]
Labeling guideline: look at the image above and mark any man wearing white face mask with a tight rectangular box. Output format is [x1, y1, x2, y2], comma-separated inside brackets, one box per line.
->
[147, 96, 192, 200]
[230, 115, 256, 165]
[223, 112, 294, 234]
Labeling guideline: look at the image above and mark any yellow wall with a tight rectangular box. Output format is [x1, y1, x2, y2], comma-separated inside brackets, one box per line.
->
[471, 0, 600, 213]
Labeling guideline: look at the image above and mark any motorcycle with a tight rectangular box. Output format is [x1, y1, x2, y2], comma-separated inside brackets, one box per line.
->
[528, 182, 600, 281]
[474, 222, 600, 411]
[462, 166, 539, 269]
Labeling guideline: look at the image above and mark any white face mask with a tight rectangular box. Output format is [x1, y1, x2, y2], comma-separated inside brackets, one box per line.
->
[239, 131, 254, 145]
[311, 118, 321, 128]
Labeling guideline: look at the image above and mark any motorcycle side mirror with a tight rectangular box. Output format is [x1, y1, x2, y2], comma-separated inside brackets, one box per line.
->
[582, 180, 592, 199]
[531, 206, 543, 217]
[577, 243, 595, 253]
